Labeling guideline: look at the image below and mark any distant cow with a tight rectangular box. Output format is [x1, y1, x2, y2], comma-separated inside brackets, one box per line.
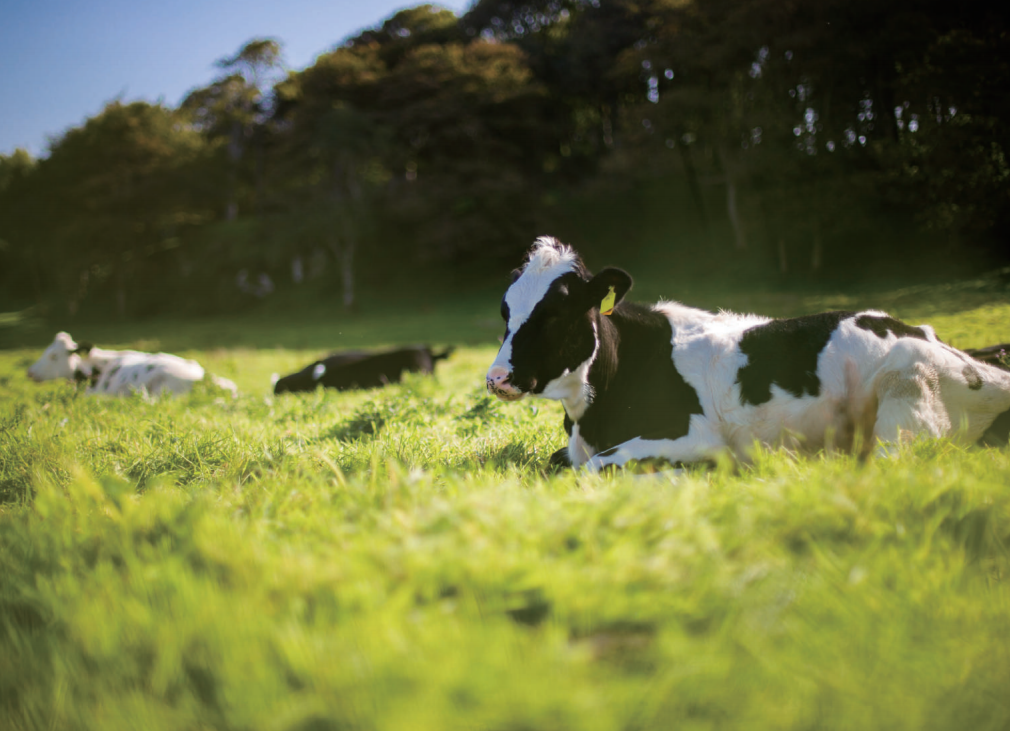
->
[963, 344, 1010, 371]
[27, 332, 237, 397]
[273, 346, 454, 394]
[962, 343, 1010, 446]
[486, 237, 1010, 470]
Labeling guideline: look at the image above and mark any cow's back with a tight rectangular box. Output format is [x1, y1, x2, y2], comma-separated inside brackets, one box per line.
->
[666, 308, 960, 452]
[318, 348, 435, 390]
[90, 353, 205, 396]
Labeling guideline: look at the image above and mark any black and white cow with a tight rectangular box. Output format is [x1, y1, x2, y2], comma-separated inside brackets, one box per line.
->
[27, 332, 238, 397]
[273, 346, 454, 394]
[486, 237, 1010, 470]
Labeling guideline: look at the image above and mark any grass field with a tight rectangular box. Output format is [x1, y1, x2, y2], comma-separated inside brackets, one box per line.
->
[2, 274, 1010, 730]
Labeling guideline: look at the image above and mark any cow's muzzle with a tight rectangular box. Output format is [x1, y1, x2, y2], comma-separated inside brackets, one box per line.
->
[486, 366, 530, 401]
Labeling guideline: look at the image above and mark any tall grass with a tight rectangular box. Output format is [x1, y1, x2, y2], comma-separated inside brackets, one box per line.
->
[1, 280, 1009, 730]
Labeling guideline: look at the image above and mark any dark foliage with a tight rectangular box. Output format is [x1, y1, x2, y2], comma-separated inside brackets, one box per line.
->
[1, 2, 1008, 318]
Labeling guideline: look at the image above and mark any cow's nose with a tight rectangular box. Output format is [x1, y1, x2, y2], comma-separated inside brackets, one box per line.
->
[486, 366, 511, 387]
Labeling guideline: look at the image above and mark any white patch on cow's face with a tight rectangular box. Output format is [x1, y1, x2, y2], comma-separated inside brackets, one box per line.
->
[487, 238, 580, 396]
[27, 332, 80, 382]
[313, 363, 327, 380]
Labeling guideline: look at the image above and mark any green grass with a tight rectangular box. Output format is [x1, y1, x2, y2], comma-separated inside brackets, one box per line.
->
[2, 277, 1010, 730]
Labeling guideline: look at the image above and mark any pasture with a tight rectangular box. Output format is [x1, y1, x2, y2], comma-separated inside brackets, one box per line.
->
[2, 277, 1010, 730]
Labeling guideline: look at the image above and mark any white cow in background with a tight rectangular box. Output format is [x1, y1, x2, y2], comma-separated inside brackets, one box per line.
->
[27, 332, 237, 397]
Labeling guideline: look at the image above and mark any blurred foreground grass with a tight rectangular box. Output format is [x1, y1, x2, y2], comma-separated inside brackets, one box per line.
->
[1, 278, 1010, 730]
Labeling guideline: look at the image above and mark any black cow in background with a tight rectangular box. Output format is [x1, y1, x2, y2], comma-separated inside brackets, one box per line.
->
[964, 343, 1010, 446]
[963, 343, 1010, 371]
[274, 346, 454, 394]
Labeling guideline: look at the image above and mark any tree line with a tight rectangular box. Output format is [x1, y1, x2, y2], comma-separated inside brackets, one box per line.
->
[1, 0, 1008, 318]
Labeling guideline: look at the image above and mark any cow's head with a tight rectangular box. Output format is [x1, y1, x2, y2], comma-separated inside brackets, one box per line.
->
[486, 237, 632, 402]
[27, 332, 92, 382]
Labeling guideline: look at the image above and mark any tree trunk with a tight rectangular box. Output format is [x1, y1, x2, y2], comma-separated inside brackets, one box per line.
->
[29, 246, 43, 306]
[115, 265, 126, 320]
[717, 146, 746, 250]
[810, 181, 823, 272]
[326, 235, 342, 272]
[678, 143, 709, 239]
[254, 140, 265, 216]
[323, 155, 369, 312]
[601, 102, 614, 149]
[874, 68, 899, 142]
[226, 120, 243, 221]
[726, 177, 746, 250]
[340, 239, 355, 311]
[326, 230, 357, 312]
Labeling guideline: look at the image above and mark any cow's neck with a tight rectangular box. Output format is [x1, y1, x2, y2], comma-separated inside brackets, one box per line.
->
[589, 310, 621, 401]
[76, 347, 126, 380]
[576, 303, 660, 423]
[551, 310, 621, 425]
[85, 347, 122, 367]
[544, 321, 599, 423]
[571, 302, 704, 465]
[558, 310, 622, 467]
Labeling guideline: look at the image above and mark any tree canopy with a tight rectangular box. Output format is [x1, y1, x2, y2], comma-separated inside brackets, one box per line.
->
[2, 1, 1008, 316]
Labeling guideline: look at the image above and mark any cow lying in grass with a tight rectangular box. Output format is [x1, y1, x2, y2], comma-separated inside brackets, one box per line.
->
[27, 332, 237, 397]
[273, 346, 454, 394]
[962, 343, 1010, 371]
[486, 237, 1010, 471]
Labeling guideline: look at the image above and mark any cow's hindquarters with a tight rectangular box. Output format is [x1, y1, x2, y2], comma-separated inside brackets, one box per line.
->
[870, 339, 1010, 445]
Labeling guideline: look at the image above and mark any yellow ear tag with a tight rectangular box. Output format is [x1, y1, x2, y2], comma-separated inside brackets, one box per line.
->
[600, 286, 616, 316]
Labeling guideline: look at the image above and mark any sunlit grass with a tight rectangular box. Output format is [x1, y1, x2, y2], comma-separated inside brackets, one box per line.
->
[1, 283, 1010, 730]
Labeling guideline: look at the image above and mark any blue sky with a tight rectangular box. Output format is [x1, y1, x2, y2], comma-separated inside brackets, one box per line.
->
[1, 0, 471, 158]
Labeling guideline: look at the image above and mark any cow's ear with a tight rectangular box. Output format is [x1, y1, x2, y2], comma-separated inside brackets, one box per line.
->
[74, 342, 94, 355]
[584, 267, 633, 314]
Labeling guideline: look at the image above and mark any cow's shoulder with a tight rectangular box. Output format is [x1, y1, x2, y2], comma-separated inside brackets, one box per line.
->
[580, 303, 703, 450]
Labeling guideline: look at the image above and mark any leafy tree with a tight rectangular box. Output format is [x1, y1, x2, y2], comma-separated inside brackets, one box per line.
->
[0, 148, 34, 192]
[271, 32, 394, 309]
[606, 0, 1010, 273]
[216, 38, 284, 95]
[5, 0, 1010, 316]
[31, 101, 212, 317]
[272, 3, 557, 303]
[182, 38, 284, 219]
[462, 1, 655, 171]
[374, 36, 555, 259]
[0, 149, 40, 301]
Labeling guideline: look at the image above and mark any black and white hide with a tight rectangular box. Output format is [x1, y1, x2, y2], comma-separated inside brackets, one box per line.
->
[27, 332, 237, 397]
[273, 346, 454, 394]
[486, 237, 1010, 471]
